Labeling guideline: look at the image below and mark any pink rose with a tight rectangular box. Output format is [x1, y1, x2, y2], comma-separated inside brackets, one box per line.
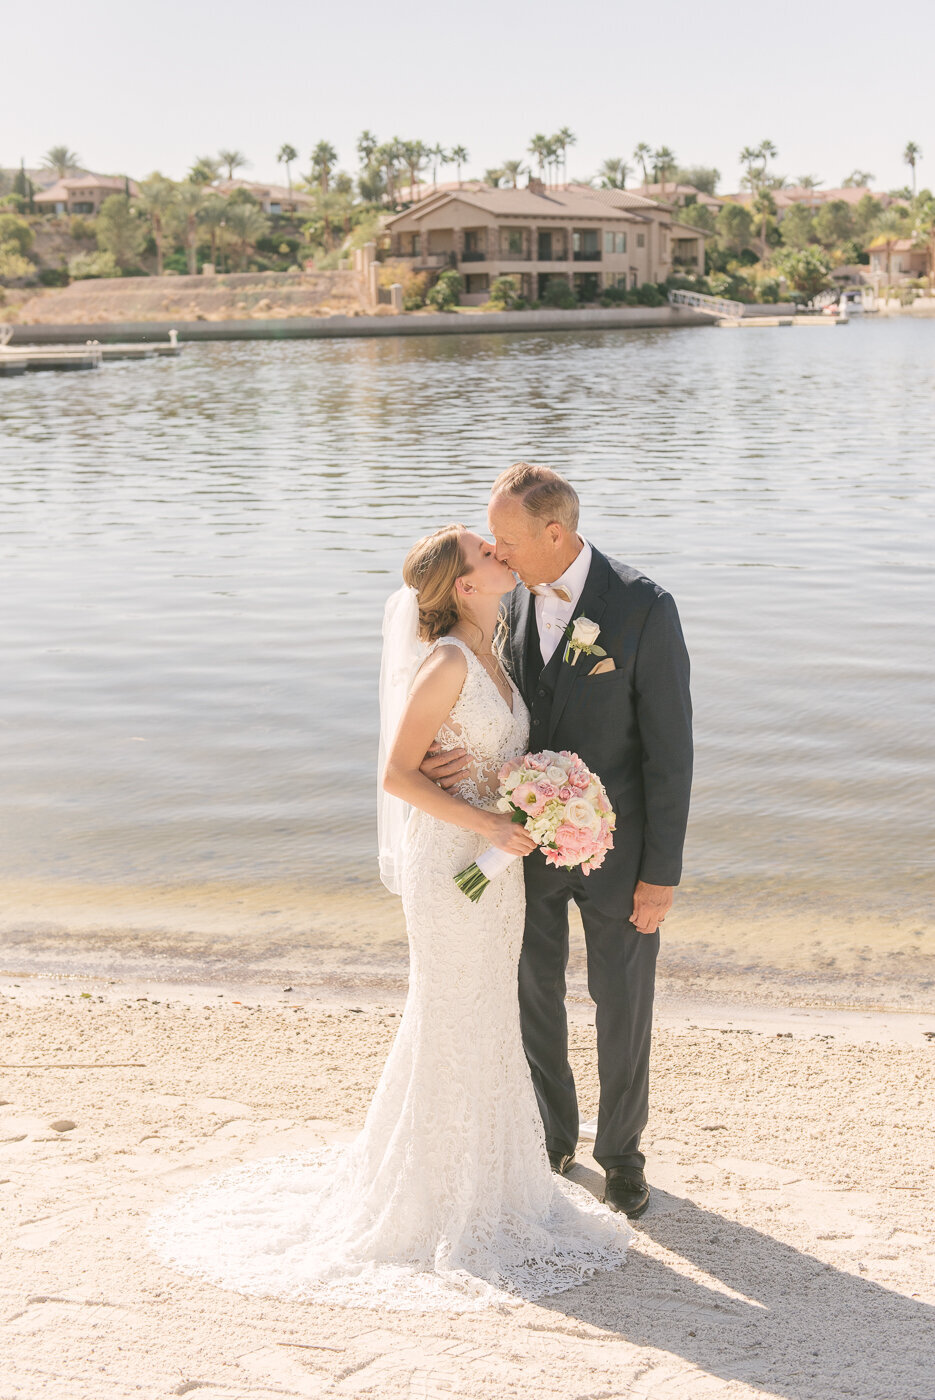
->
[558, 785, 572, 802]
[525, 753, 548, 771]
[536, 781, 557, 800]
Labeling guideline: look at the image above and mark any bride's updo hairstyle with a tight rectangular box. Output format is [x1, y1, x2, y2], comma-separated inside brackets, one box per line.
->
[402, 523, 472, 644]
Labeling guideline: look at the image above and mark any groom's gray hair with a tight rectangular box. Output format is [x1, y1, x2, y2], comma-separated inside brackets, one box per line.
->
[492, 462, 579, 532]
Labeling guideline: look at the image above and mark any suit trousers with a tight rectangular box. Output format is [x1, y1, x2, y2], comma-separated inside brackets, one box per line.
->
[518, 858, 659, 1178]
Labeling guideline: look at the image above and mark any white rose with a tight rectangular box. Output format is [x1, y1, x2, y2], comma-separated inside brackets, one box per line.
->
[564, 797, 600, 831]
[496, 797, 513, 812]
[570, 617, 600, 647]
[504, 769, 523, 790]
[546, 764, 568, 786]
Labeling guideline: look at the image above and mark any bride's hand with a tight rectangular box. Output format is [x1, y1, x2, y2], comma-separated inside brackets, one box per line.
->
[483, 812, 538, 856]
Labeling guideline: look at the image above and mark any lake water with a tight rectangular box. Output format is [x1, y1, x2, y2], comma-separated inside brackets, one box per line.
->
[1, 317, 933, 971]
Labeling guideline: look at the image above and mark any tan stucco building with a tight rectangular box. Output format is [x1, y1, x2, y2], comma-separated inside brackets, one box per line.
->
[35, 175, 139, 215]
[382, 180, 705, 302]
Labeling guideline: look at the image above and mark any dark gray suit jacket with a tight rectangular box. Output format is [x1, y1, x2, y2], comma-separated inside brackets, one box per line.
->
[503, 546, 692, 910]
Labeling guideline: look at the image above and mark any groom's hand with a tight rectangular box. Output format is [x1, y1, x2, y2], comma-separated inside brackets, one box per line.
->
[630, 881, 673, 935]
[420, 746, 471, 790]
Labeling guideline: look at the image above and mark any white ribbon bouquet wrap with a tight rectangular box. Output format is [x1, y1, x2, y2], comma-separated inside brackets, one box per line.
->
[455, 749, 616, 901]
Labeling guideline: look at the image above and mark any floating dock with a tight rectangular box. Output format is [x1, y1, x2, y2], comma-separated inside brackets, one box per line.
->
[715, 315, 846, 329]
[0, 329, 181, 375]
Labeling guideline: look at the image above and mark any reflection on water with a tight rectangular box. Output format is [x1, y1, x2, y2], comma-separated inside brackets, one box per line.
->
[1, 319, 933, 941]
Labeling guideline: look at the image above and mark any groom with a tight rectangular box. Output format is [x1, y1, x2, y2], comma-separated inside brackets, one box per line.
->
[426, 463, 692, 1218]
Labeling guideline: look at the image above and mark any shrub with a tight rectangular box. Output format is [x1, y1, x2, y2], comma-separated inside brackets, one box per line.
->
[540, 278, 576, 309]
[68, 250, 120, 279]
[377, 258, 429, 308]
[0, 245, 35, 282]
[426, 269, 462, 311]
[38, 266, 70, 287]
[1, 192, 26, 212]
[599, 282, 630, 306]
[0, 213, 34, 255]
[635, 282, 666, 307]
[69, 215, 96, 241]
[487, 275, 521, 310]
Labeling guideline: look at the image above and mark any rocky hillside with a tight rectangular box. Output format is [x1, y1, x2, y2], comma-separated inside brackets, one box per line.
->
[8, 269, 366, 324]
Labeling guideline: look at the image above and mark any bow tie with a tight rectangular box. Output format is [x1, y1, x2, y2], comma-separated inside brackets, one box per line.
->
[531, 583, 572, 603]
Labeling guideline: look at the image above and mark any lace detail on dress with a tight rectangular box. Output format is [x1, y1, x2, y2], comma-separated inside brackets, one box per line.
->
[147, 629, 632, 1311]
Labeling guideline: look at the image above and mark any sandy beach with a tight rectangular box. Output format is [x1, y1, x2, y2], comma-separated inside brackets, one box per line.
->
[2, 966, 933, 1400]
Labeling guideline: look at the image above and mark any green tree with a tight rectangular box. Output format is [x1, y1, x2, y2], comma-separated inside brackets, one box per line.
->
[41, 145, 81, 178]
[450, 145, 469, 187]
[652, 146, 678, 193]
[675, 202, 716, 233]
[95, 194, 146, 269]
[12, 161, 35, 210]
[675, 165, 720, 195]
[428, 143, 448, 186]
[401, 140, 429, 198]
[173, 182, 207, 274]
[138, 173, 178, 275]
[198, 195, 228, 269]
[224, 202, 270, 270]
[0, 213, 34, 254]
[740, 139, 777, 192]
[310, 141, 338, 194]
[487, 274, 521, 310]
[555, 126, 576, 184]
[68, 250, 120, 279]
[796, 174, 822, 190]
[814, 199, 854, 248]
[218, 149, 249, 180]
[752, 187, 777, 252]
[0, 245, 33, 282]
[277, 143, 298, 194]
[427, 268, 462, 310]
[484, 167, 506, 188]
[357, 130, 379, 168]
[903, 141, 922, 195]
[774, 246, 831, 300]
[189, 155, 221, 185]
[502, 159, 525, 188]
[842, 169, 874, 188]
[780, 202, 815, 249]
[598, 157, 629, 189]
[633, 142, 652, 185]
[541, 277, 576, 309]
[528, 134, 549, 182]
[716, 201, 754, 253]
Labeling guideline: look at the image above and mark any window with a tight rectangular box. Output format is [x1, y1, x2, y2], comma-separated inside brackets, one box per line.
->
[616, 233, 627, 254]
[503, 228, 523, 255]
[604, 230, 614, 254]
[636, 233, 645, 249]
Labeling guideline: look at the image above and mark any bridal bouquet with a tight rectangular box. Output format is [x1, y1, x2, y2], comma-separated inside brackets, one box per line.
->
[454, 750, 615, 902]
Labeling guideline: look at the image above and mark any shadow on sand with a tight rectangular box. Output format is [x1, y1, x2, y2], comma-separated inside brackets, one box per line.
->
[541, 1166, 934, 1400]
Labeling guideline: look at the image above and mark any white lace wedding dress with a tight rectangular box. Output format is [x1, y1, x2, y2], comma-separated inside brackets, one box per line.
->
[146, 636, 632, 1311]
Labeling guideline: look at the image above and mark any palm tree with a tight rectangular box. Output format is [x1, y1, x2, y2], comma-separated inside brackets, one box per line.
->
[224, 202, 270, 270]
[502, 159, 525, 188]
[450, 145, 469, 187]
[653, 146, 677, 196]
[740, 139, 778, 193]
[357, 130, 379, 168]
[174, 182, 207, 275]
[277, 144, 298, 194]
[555, 126, 576, 185]
[375, 141, 400, 204]
[189, 155, 221, 186]
[138, 173, 178, 276]
[528, 134, 549, 182]
[198, 195, 228, 269]
[797, 174, 822, 190]
[599, 157, 629, 190]
[429, 143, 448, 186]
[633, 142, 652, 186]
[842, 169, 875, 189]
[41, 145, 82, 178]
[401, 140, 429, 199]
[904, 141, 922, 195]
[218, 149, 249, 181]
[752, 187, 777, 255]
[310, 141, 338, 195]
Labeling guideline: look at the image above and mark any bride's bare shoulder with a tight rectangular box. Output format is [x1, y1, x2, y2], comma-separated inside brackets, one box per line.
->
[412, 639, 468, 694]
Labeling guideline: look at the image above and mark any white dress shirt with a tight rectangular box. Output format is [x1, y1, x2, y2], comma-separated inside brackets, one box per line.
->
[535, 538, 593, 665]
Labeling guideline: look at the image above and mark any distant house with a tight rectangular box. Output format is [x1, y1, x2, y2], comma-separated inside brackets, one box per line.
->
[722, 185, 889, 221]
[635, 182, 724, 213]
[866, 238, 931, 284]
[211, 180, 315, 215]
[34, 174, 139, 216]
[383, 179, 705, 303]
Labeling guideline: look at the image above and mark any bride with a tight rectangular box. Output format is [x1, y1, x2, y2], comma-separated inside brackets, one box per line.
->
[147, 523, 632, 1311]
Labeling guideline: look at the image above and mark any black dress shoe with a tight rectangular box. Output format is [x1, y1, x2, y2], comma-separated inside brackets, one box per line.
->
[602, 1168, 651, 1218]
[548, 1149, 576, 1175]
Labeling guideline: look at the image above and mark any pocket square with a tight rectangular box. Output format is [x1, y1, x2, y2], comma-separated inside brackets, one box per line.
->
[588, 657, 616, 676]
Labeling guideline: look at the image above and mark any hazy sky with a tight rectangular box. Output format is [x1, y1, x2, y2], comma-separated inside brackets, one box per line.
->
[6, 0, 932, 195]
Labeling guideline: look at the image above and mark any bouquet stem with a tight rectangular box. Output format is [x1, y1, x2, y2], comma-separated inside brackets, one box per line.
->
[454, 847, 518, 902]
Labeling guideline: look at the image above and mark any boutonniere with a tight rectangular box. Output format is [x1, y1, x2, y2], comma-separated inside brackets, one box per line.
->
[562, 616, 607, 666]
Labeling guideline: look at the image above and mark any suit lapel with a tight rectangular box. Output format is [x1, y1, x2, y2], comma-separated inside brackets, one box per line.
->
[506, 584, 536, 707]
[548, 549, 611, 741]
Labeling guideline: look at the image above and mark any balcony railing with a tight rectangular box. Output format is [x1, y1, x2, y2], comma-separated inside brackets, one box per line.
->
[461, 250, 487, 262]
[573, 250, 602, 262]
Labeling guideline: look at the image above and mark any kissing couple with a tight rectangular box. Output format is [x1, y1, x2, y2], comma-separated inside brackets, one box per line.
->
[148, 462, 693, 1312]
